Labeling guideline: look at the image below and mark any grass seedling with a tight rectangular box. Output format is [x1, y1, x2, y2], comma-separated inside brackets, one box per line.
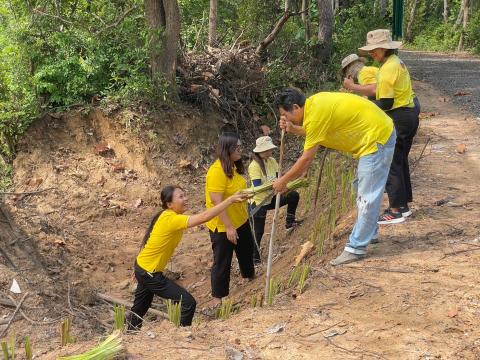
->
[298, 264, 311, 294]
[2, 334, 16, 360]
[251, 295, 258, 308]
[61, 318, 75, 346]
[59, 331, 123, 360]
[216, 299, 234, 320]
[24, 336, 32, 360]
[2, 341, 10, 360]
[113, 305, 126, 331]
[166, 299, 181, 327]
[287, 266, 302, 288]
[266, 277, 281, 306]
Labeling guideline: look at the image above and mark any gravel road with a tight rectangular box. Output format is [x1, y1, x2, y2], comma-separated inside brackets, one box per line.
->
[401, 50, 480, 117]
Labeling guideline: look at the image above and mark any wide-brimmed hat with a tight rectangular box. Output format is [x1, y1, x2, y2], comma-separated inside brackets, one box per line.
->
[358, 29, 402, 55]
[253, 136, 277, 153]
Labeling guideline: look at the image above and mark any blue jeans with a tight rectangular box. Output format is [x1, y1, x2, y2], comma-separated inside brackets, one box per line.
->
[345, 130, 396, 255]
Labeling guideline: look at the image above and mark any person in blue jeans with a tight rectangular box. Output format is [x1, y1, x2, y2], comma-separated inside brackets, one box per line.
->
[272, 88, 396, 265]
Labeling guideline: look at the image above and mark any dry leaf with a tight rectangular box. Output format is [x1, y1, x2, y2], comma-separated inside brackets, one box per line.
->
[456, 144, 467, 154]
[134, 198, 143, 208]
[112, 164, 125, 172]
[95, 142, 114, 157]
[211, 88, 220, 97]
[294, 241, 315, 266]
[447, 306, 459, 318]
[454, 91, 471, 96]
[179, 159, 192, 168]
[27, 177, 43, 187]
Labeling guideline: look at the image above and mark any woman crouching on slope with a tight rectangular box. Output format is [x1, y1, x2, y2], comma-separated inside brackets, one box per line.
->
[127, 185, 250, 329]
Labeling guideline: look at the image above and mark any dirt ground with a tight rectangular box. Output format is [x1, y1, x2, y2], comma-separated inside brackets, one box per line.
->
[1, 53, 480, 359]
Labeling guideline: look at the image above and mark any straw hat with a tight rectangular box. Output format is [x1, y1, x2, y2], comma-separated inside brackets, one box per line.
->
[253, 136, 277, 153]
[358, 29, 402, 55]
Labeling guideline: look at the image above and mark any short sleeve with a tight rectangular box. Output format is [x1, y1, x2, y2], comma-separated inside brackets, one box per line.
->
[377, 63, 397, 99]
[249, 161, 263, 182]
[206, 164, 228, 193]
[358, 67, 378, 85]
[167, 213, 190, 231]
[303, 100, 330, 150]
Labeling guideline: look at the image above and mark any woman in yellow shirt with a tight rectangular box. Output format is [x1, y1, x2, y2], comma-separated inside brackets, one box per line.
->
[128, 185, 249, 329]
[248, 136, 302, 264]
[359, 29, 420, 225]
[205, 132, 255, 307]
[341, 53, 378, 100]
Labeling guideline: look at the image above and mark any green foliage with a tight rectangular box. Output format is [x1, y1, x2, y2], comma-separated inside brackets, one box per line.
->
[266, 277, 282, 306]
[0, 161, 13, 191]
[333, 1, 388, 72]
[411, 22, 460, 52]
[467, 11, 480, 54]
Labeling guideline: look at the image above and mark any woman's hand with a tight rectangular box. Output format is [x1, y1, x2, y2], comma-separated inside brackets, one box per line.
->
[343, 77, 355, 90]
[231, 191, 253, 203]
[279, 115, 293, 133]
[226, 226, 238, 244]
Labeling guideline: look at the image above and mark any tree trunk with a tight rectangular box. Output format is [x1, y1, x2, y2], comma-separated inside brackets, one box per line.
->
[405, 0, 419, 42]
[455, 0, 465, 29]
[457, 0, 470, 51]
[301, 0, 310, 42]
[316, 0, 334, 63]
[144, 0, 181, 87]
[208, 0, 218, 47]
[443, 0, 448, 23]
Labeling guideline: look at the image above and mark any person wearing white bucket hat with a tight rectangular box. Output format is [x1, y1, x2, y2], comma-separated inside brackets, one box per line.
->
[359, 29, 420, 225]
[341, 53, 378, 99]
[248, 136, 302, 264]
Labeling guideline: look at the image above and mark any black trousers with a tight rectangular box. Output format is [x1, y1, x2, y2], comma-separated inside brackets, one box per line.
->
[209, 221, 255, 298]
[251, 191, 299, 262]
[128, 262, 196, 328]
[386, 105, 419, 208]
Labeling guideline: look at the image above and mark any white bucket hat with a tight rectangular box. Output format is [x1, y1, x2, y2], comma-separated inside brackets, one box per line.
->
[358, 29, 402, 55]
[253, 136, 277, 153]
[341, 54, 361, 70]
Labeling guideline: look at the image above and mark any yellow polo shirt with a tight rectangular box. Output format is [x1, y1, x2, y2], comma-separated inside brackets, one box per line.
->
[248, 158, 278, 204]
[358, 66, 378, 85]
[303, 92, 394, 159]
[136, 209, 190, 273]
[205, 159, 248, 232]
[376, 55, 415, 109]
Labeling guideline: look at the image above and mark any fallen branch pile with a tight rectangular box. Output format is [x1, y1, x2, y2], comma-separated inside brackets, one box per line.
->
[179, 46, 267, 143]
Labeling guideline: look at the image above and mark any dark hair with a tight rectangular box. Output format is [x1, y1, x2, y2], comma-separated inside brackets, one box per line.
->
[216, 132, 245, 178]
[385, 49, 396, 57]
[252, 152, 267, 176]
[275, 88, 306, 111]
[140, 185, 182, 248]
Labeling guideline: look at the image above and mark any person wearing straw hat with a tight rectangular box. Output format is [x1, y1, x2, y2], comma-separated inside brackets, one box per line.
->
[248, 136, 302, 264]
[273, 88, 395, 266]
[341, 53, 378, 99]
[359, 29, 420, 225]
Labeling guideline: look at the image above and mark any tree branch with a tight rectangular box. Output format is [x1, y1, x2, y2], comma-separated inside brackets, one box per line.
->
[95, 6, 138, 35]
